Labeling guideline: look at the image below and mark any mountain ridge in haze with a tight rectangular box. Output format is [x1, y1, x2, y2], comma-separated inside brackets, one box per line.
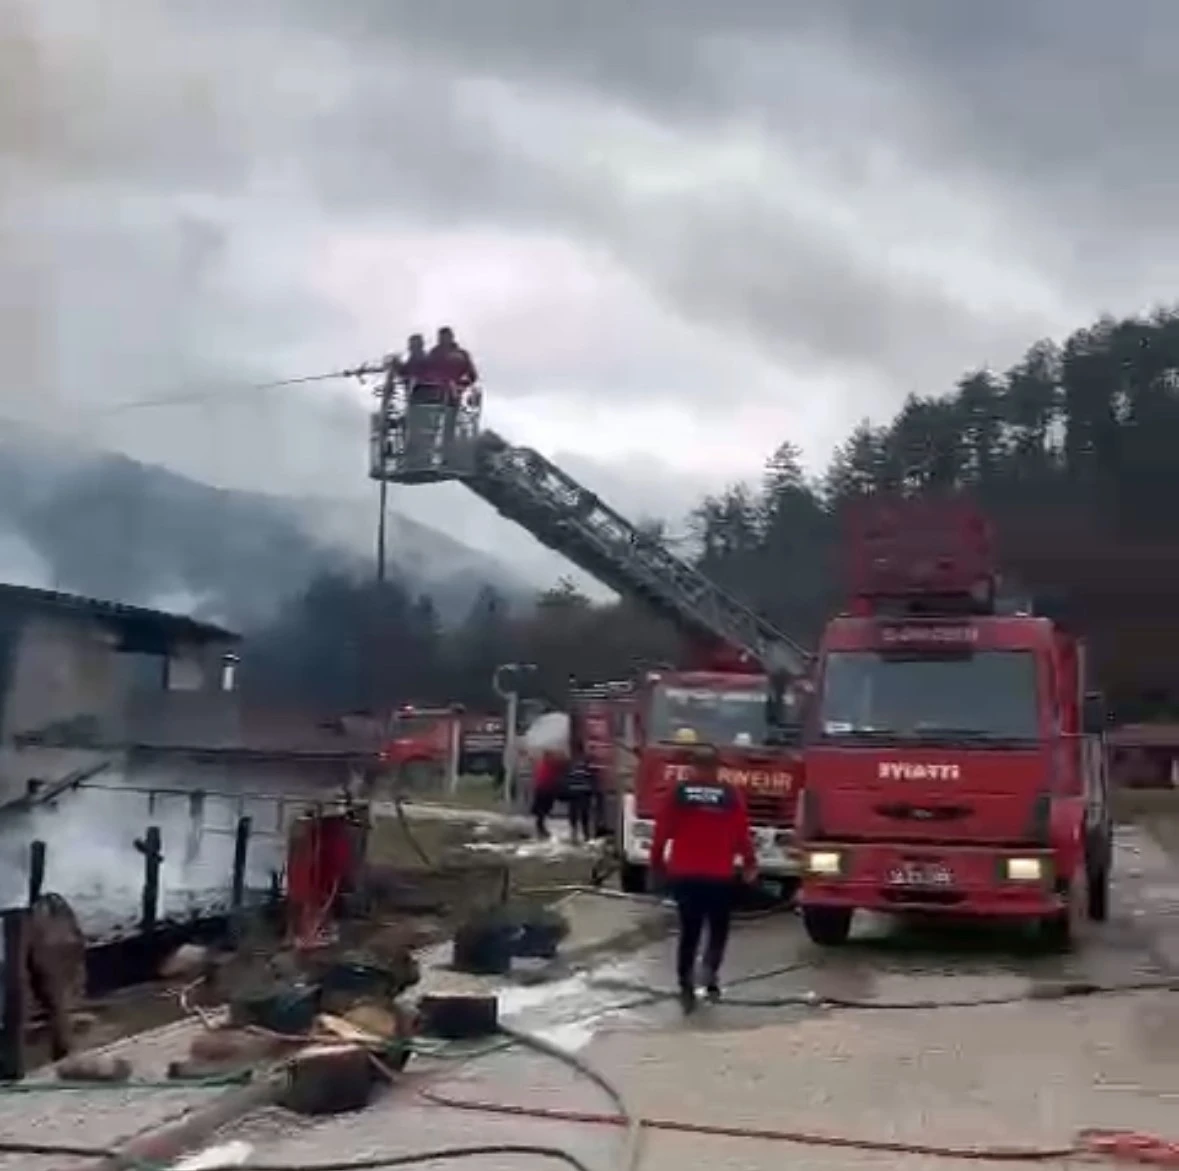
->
[0, 423, 531, 628]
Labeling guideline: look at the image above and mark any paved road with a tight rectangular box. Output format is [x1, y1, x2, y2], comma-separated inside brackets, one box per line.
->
[186, 824, 1179, 1170]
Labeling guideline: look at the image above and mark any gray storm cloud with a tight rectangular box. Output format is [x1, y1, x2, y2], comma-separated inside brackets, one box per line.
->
[2, 0, 1177, 535]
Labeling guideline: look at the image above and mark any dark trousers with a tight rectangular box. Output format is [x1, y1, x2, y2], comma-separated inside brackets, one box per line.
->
[567, 793, 592, 840]
[532, 788, 556, 837]
[672, 878, 735, 991]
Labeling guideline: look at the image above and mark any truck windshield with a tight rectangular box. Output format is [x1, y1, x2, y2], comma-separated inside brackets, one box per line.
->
[648, 685, 766, 746]
[818, 650, 1040, 742]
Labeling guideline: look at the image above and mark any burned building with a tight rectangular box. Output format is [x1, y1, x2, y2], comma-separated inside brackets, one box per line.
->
[0, 584, 383, 809]
[0, 584, 240, 808]
[0, 586, 380, 938]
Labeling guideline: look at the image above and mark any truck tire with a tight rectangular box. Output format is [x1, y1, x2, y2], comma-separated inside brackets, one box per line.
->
[777, 877, 801, 905]
[619, 862, 648, 894]
[802, 905, 853, 946]
[1040, 911, 1073, 952]
[1042, 874, 1086, 951]
[1086, 852, 1110, 922]
[400, 758, 442, 792]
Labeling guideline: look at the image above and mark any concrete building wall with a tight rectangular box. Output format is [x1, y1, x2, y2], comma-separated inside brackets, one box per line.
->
[1, 612, 120, 741]
[0, 611, 240, 807]
[1, 614, 237, 744]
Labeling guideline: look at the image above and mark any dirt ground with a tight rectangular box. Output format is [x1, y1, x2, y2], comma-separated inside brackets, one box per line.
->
[39, 801, 598, 1067]
[1115, 787, 1179, 857]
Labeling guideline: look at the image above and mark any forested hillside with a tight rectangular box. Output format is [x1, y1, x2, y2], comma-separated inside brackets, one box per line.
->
[0, 428, 529, 627]
[244, 307, 1179, 721]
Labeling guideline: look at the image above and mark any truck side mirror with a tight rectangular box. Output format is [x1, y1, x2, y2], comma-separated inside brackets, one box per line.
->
[765, 724, 802, 748]
[764, 670, 786, 729]
[1082, 691, 1106, 735]
[765, 670, 804, 746]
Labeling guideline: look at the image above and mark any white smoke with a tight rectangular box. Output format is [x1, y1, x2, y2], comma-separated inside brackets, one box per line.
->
[0, 529, 53, 589]
[0, 766, 288, 936]
[144, 587, 209, 618]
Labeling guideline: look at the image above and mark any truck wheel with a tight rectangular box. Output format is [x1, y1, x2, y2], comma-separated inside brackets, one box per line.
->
[1042, 874, 1086, 951]
[400, 759, 442, 792]
[620, 863, 648, 894]
[802, 906, 853, 946]
[1086, 856, 1110, 922]
[1040, 911, 1073, 952]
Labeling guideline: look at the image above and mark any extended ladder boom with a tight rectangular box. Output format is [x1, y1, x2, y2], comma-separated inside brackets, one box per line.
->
[369, 389, 810, 678]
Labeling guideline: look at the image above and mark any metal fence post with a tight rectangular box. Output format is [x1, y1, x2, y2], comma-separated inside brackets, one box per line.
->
[231, 816, 252, 913]
[139, 826, 162, 933]
[0, 908, 29, 1081]
[27, 840, 46, 906]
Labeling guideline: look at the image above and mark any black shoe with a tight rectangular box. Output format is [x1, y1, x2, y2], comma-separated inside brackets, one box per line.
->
[705, 981, 721, 1004]
[678, 985, 698, 1015]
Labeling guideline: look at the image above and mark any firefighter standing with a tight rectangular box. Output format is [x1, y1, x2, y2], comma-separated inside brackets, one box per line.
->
[425, 326, 479, 388]
[649, 734, 757, 1013]
[564, 748, 598, 844]
[402, 333, 429, 400]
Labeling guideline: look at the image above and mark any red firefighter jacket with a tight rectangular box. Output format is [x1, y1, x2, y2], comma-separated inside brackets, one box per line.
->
[532, 753, 564, 793]
[650, 777, 756, 881]
[423, 344, 478, 391]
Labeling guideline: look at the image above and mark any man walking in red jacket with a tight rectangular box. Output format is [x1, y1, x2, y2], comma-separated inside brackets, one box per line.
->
[650, 737, 757, 1013]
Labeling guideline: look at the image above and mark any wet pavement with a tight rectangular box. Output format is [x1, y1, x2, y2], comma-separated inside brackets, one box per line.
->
[177, 825, 1179, 1170]
[0, 1016, 256, 1171]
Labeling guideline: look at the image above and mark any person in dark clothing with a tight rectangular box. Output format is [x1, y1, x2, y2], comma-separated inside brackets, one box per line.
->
[564, 752, 598, 844]
[402, 334, 430, 401]
[425, 326, 479, 389]
[422, 327, 478, 448]
[650, 737, 757, 1014]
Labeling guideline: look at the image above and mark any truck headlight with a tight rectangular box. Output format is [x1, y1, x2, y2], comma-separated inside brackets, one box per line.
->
[1005, 857, 1042, 881]
[806, 850, 842, 876]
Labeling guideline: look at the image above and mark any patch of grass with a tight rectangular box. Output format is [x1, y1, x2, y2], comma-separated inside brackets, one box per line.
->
[1113, 786, 1179, 858]
[413, 775, 517, 813]
[367, 816, 474, 868]
[1113, 787, 1179, 821]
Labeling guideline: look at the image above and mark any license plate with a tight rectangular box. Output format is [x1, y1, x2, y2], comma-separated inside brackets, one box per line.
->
[887, 862, 953, 887]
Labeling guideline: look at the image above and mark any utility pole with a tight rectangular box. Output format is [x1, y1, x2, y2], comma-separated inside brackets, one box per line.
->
[492, 662, 535, 808]
[376, 481, 389, 585]
[375, 358, 397, 584]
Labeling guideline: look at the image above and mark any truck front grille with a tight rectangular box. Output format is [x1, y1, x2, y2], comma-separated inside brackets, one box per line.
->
[745, 792, 792, 825]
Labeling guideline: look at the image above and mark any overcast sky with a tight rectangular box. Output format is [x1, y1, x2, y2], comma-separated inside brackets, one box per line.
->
[4, 0, 1179, 580]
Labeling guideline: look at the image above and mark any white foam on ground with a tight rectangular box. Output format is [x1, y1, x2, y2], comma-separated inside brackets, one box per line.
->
[496, 972, 590, 1016]
[169, 1141, 254, 1169]
[532, 1020, 596, 1053]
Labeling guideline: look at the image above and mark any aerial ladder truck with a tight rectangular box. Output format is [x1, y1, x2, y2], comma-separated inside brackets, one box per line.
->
[368, 369, 812, 891]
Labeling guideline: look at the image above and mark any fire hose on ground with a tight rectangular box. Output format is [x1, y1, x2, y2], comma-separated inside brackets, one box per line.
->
[10, 960, 1179, 1167]
[7, 798, 1179, 1167]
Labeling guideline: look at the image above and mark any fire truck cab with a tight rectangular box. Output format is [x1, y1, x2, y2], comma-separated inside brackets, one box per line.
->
[796, 497, 1111, 949]
[617, 662, 804, 894]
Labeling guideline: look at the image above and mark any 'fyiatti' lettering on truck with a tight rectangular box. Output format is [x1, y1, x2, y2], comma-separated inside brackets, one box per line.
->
[662, 762, 797, 793]
[877, 762, 961, 781]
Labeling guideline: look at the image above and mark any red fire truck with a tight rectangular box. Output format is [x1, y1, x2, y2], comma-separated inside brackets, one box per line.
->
[574, 644, 806, 895]
[795, 496, 1111, 949]
[369, 386, 811, 878]
[379, 705, 506, 787]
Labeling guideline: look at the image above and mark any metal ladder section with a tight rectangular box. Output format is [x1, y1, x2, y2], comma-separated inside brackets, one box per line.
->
[464, 430, 811, 677]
